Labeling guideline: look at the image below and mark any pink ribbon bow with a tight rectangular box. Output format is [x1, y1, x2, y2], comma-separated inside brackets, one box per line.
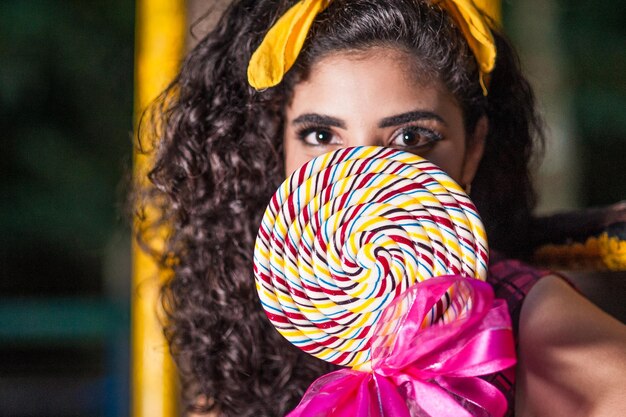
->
[287, 275, 516, 417]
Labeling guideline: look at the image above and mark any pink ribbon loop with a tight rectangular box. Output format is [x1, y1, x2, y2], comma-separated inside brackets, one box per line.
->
[287, 275, 516, 417]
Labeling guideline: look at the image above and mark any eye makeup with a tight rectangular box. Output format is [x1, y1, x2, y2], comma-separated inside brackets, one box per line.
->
[290, 109, 446, 150]
[388, 125, 443, 151]
[295, 122, 340, 146]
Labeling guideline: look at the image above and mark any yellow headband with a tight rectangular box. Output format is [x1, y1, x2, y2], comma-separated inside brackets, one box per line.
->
[247, 0, 496, 95]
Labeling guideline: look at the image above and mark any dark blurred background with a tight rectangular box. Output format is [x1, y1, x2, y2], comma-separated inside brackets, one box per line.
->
[1, 1, 133, 415]
[0, 0, 624, 416]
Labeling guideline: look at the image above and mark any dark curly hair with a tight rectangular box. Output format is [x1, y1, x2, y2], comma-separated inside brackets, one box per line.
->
[136, 1, 543, 415]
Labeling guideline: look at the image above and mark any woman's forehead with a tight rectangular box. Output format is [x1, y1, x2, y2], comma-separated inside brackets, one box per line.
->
[287, 48, 454, 120]
[306, 46, 438, 86]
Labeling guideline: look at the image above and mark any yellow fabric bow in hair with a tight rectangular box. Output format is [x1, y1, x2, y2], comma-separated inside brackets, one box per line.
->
[247, 0, 496, 95]
[436, 0, 496, 95]
[247, 0, 330, 90]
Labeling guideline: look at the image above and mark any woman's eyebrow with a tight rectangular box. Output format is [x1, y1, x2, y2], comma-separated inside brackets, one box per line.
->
[378, 111, 445, 128]
[291, 113, 346, 128]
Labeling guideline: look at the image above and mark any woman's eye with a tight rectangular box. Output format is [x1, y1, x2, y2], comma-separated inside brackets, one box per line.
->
[298, 128, 337, 146]
[390, 126, 442, 149]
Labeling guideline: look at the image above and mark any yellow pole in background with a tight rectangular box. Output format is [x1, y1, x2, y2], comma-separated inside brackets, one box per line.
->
[132, 1, 186, 416]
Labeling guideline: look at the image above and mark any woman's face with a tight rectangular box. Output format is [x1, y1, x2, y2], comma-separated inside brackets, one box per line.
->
[284, 48, 486, 186]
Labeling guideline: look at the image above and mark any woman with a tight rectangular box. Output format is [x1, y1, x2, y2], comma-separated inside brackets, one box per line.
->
[139, 0, 626, 415]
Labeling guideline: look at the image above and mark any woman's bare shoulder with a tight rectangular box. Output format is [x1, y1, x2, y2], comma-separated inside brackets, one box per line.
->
[516, 275, 626, 417]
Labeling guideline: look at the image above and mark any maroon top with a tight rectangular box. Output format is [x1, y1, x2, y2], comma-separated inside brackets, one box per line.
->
[482, 254, 553, 416]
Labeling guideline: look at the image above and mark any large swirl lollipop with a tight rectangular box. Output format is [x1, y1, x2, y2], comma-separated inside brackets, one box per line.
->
[254, 146, 488, 367]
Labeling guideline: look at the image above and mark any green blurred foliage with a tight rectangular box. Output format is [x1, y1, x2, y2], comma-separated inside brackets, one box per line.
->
[503, 0, 626, 207]
[560, 0, 626, 205]
[0, 0, 134, 295]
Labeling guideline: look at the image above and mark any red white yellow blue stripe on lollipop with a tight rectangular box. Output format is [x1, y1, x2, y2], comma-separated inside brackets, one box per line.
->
[254, 146, 489, 367]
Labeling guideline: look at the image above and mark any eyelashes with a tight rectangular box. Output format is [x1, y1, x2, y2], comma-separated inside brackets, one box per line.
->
[294, 123, 443, 151]
[296, 125, 338, 146]
[389, 126, 443, 150]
